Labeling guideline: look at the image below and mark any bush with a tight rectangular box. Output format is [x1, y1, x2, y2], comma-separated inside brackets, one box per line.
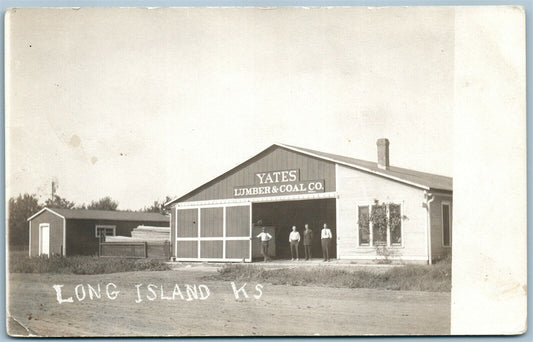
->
[8, 255, 170, 274]
[210, 262, 451, 292]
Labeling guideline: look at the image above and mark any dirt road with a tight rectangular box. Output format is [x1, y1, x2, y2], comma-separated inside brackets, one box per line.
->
[7, 268, 450, 336]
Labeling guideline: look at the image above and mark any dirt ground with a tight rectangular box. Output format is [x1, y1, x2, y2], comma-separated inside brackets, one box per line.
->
[7, 266, 450, 336]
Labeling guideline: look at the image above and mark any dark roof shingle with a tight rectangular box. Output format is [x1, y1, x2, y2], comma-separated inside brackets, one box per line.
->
[280, 144, 452, 191]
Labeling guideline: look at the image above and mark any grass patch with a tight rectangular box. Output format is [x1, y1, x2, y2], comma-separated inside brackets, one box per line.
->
[9, 254, 170, 275]
[209, 259, 451, 292]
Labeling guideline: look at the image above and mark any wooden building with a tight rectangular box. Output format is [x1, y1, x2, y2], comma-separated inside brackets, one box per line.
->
[166, 139, 452, 264]
[27, 208, 169, 256]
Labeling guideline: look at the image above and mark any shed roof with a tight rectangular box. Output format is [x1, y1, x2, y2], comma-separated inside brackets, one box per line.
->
[166, 143, 452, 206]
[28, 208, 170, 222]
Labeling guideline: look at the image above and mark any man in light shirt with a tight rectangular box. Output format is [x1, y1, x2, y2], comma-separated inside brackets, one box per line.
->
[321, 223, 333, 262]
[256, 227, 272, 262]
[288, 226, 301, 261]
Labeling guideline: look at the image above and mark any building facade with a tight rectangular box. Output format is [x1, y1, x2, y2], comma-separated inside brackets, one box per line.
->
[166, 139, 452, 264]
[27, 208, 169, 256]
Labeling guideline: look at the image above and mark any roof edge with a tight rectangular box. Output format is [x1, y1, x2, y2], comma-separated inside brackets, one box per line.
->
[27, 207, 66, 221]
[275, 143, 433, 191]
[166, 142, 451, 206]
[165, 143, 282, 206]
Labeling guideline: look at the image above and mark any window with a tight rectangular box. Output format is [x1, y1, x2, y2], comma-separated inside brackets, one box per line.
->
[371, 204, 387, 246]
[95, 225, 116, 238]
[389, 204, 402, 246]
[442, 203, 451, 247]
[357, 202, 403, 247]
[358, 206, 370, 245]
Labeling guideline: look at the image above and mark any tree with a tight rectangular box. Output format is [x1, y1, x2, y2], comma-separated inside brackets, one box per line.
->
[86, 196, 119, 211]
[8, 194, 42, 248]
[140, 195, 174, 215]
[44, 194, 77, 209]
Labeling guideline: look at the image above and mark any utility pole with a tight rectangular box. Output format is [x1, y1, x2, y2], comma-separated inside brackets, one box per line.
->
[51, 180, 57, 201]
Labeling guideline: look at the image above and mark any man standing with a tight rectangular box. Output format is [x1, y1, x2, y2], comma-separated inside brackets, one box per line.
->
[303, 224, 313, 260]
[288, 226, 301, 261]
[321, 223, 333, 262]
[256, 227, 272, 262]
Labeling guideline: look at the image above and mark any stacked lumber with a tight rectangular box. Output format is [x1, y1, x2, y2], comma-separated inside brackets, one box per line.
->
[105, 236, 137, 242]
[130, 225, 170, 241]
[104, 226, 170, 243]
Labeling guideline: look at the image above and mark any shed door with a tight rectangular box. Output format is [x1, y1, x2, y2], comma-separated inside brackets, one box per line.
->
[225, 205, 251, 261]
[176, 204, 251, 261]
[40, 224, 50, 256]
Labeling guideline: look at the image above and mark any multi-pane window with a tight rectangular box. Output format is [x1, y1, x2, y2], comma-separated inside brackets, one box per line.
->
[95, 225, 116, 238]
[357, 203, 403, 247]
[442, 203, 451, 247]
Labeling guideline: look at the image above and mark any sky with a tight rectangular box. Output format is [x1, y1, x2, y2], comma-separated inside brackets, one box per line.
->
[6, 6, 454, 210]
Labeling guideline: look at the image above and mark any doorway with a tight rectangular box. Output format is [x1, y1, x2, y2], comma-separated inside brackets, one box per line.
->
[39, 223, 50, 256]
[252, 198, 336, 260]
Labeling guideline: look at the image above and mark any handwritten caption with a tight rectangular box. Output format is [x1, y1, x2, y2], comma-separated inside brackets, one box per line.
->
[52, 282, 263, 304]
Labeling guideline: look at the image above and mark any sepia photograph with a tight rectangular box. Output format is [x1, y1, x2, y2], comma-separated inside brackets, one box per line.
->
[4, 5, 526, 337]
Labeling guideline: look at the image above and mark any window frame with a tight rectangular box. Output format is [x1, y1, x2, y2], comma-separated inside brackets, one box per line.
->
[356, 201, 404, 248]
[441, 201, 452, 247]
[95, 225, 116, 238]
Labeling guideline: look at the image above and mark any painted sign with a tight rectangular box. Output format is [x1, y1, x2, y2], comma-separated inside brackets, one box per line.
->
[234, 180, 325, 198]
[255, 169, 300, 184]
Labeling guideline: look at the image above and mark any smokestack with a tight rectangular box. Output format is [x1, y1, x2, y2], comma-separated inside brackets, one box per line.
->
[376, 138, 390, 170]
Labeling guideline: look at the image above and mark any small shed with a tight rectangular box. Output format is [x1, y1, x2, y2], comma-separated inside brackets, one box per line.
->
[27, 208, 169, 256]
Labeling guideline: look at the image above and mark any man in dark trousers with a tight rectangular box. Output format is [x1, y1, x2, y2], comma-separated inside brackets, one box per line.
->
[303, 224, 314, 260]
[321, 223, 333, 262]
[255, 227, 272, 262]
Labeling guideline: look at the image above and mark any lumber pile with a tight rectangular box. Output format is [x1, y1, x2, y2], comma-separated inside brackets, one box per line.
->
[130, 225, 170, 241]
[105, 225, 170, 242]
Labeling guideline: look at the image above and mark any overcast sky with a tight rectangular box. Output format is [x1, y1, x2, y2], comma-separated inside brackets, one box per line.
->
[6, 7, 454, 210]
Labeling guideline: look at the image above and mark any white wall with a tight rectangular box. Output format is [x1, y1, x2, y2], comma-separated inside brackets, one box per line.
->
[336, 164, 429, 262]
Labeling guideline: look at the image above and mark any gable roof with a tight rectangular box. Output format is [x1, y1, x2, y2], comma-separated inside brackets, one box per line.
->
[165, 143, 452, 206]
[279, 144, 453, 192]
[28, 207, 169, 222]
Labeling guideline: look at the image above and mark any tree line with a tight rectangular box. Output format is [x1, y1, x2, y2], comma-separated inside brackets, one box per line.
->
[7, 193, 174, 249]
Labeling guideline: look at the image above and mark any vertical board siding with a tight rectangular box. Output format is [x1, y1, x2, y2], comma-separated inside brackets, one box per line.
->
[177, 209, 198, 237]
[200, 241, 223, 258]
[181, 147, 336, 202]
[100, 243, 146, 258]
[226, 206, 250, 237]
[200, 207, 223, 237]
[29, 211, 64, 256]
[66, 219, 168, 256]
[176, 241, 198, 258]
[225, 240, 249, 259]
